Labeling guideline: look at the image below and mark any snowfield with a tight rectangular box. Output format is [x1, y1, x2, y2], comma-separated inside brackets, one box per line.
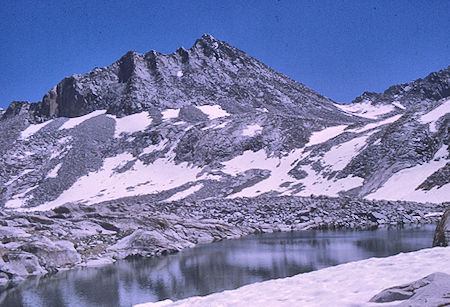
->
[20, 119, 54, 139]
[135, 247, 450, 307]
[197, 105, 230, 120]
[419, 98, 450, 133]
[335, 101, 395, 119]
[306, 125, 348, 147]
[59, 110, 106, 130]
[24, 152, 202, 211]
[107, 111, 153, 137]
[366, 145, 450, 203]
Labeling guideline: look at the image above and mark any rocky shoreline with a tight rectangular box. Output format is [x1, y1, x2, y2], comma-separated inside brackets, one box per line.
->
[0, 195, 447, 291]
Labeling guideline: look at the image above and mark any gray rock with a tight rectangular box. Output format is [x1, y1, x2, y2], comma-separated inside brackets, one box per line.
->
[0, 251, 47, 278]
[370, 212, 387, 222]
[369, 272, 450, 306]
[108, 229, 186, 258]
[433, 207, 450, 247]
[19, 237, 81, 268]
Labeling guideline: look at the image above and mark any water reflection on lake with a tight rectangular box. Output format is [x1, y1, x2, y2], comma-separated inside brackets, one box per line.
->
[1, 225, 435, 307]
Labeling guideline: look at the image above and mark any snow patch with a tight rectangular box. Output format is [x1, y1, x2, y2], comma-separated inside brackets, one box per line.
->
[5, 169, 34, 186]
[294, 165, 364, 197]
[419, 98, 450, 132]
[5, 186, 35, 209]
[165, 184, 203, 202]
[141, 141, 168, 155]
[20, 120, 53, 139]
[197, 105, 230, 120]
[222, 147, 364, 199]
[392, 101, 406, 110]
[136, 247, 450, 307]
[348, 114, 402, 134]
[322, 134, 372, 171]
[306, 125, 348, 147]
[214, 122, 228, 129]
[176, 71, 183, 77]
[202, 121, 229, 130]
[367, 145, 449, 203]
[242, 124, 262, 137]
[226, 149, 304, 198]
[26, 152, 202, 211]
[59, 110, 106, 130]
[161, 109, 180, 120]
[336, 102, 395, 119]
[108, 112, 153, 138]
[221, 150, 271, 177]
[46, 163, 62, 179]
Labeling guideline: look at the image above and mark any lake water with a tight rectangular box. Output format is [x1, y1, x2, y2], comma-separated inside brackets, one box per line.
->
[0, 225, 436, 307]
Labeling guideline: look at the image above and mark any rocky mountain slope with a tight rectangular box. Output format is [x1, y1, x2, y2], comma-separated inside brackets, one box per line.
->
[0, 34, 449, 210]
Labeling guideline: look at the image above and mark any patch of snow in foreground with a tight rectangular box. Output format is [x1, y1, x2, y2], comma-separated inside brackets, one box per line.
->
[135, 247, 450, 307]
[197, 105, 230, 120]
[305, 125, 348, 147]
[242, 124, 262, 137]
[20, 120, 53, 139]
[336, 102, 395, 119]
[59, 110, 106, 130]
[108, 112, 153, 137]
[366, 145, 449, 203]
[419, 98, 450, 132]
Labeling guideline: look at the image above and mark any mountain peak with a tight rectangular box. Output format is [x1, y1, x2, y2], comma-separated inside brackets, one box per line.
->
[195, 33, 220, 46]
[5, 34, 343, 121]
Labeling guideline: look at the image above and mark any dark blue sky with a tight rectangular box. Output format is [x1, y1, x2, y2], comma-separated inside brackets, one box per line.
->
[0, 0, 449, 108]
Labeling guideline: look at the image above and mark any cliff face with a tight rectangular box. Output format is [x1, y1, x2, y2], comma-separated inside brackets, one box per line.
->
[433, 208, 450, 247]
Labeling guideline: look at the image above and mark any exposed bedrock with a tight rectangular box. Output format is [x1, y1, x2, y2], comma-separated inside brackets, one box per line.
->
[432, 206, 450, 247]
[0, 196, 446, 290]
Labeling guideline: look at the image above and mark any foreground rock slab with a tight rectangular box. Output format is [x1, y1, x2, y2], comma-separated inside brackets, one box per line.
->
[369, 272, 450, 306]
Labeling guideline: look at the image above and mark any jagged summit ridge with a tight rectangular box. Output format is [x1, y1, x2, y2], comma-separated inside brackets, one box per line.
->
[4, 34, 344, 123]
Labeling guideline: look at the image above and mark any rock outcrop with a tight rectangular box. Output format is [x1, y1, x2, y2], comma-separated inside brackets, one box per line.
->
[369, 272, 450, 306]
[353, 65, 450, 108]
[433, 207, 450, 246]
